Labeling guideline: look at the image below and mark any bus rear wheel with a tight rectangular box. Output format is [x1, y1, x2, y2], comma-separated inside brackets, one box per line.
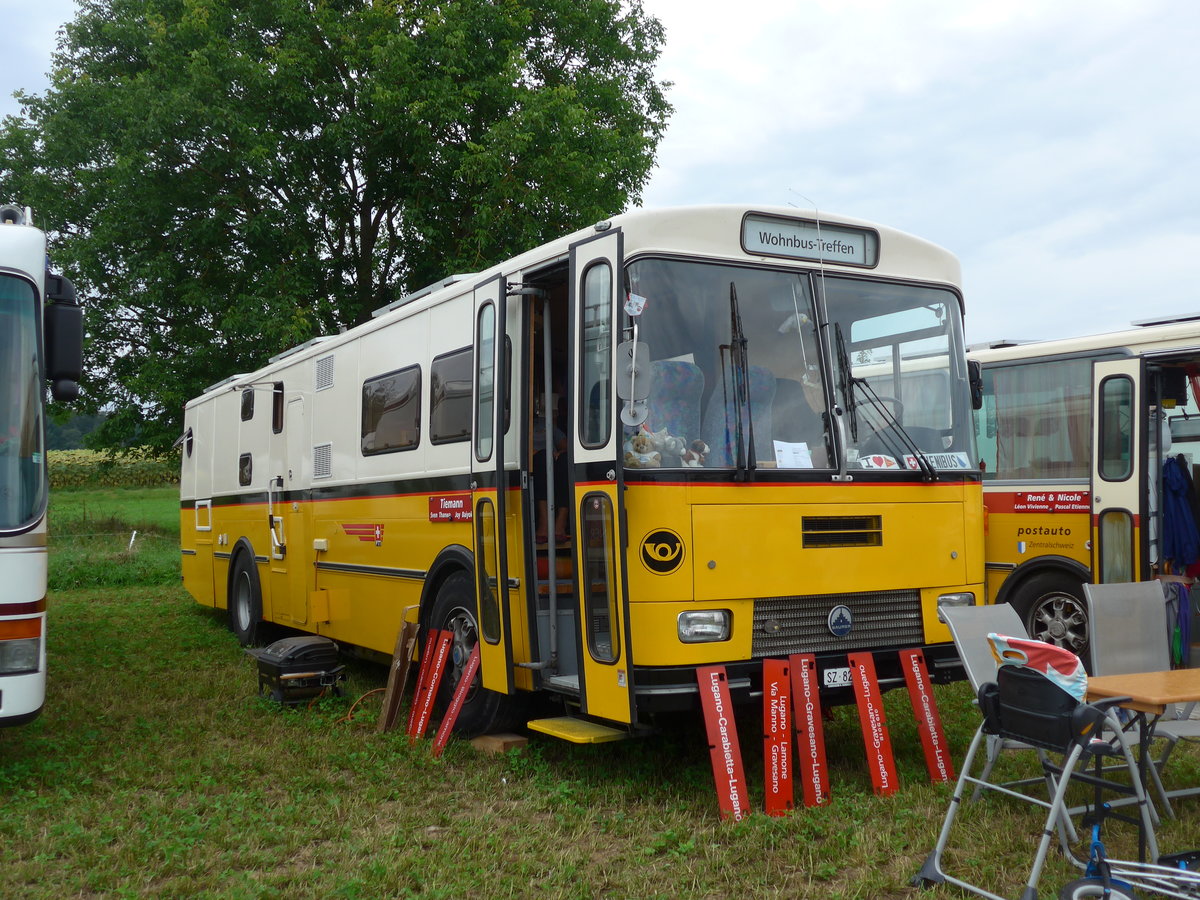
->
[1013, 572, 1089, 660]
[426, 571, 520, 737]
[228, 551, 263, 647]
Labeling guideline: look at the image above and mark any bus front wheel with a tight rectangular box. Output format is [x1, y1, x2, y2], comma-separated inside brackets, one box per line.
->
[228, 552, 263, 647]
[426, 571, 521, 737]
[1013, 572, 1089, 660]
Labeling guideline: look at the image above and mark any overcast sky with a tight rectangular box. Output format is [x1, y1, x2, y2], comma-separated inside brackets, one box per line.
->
[4, 0, 1198, 346]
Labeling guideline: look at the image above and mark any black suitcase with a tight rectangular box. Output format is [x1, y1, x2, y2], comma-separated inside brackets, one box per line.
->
[246, 635, 346, 704]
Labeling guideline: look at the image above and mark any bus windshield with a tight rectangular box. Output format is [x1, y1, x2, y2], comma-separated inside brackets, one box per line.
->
[624, 258, 974, 472]
[0, 274, 46, 530]
[824, 277, 975, 473]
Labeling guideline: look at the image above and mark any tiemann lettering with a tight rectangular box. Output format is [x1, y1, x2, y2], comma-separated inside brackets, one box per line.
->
[909, 653, 949, 781]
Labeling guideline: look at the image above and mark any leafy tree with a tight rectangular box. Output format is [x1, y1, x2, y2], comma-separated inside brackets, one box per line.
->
[1, 0, 671, 454]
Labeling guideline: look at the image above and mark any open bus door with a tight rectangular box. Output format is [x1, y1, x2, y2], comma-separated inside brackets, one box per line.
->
[471, 275, 516, 695]
[1091, 358, 1148, 584]
[567, 229, 635, 725]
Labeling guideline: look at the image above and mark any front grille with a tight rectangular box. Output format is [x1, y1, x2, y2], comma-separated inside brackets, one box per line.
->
[802, 515, 883, 548]
[751, 589, 923, 657]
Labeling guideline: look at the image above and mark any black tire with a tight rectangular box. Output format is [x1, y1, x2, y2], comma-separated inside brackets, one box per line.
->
[1059, 877, 1141, 899]
[228, 550, 263, 647]
[1012, 572, 1089, 660]
[426, 570, 520, 737]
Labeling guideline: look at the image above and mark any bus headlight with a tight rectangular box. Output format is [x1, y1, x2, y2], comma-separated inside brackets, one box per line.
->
[0, 638, 41, 675]
[935, 592, 976, 622]
[678, 610, 731, 643]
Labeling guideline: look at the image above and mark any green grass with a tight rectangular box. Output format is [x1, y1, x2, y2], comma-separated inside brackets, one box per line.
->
[6, 487, 1199, 897]
[50, 485, 181, 533]
[47, 486, 181, 590]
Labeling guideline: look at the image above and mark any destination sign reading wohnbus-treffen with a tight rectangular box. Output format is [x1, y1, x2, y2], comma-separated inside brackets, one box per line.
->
[742, 214, 879, 267]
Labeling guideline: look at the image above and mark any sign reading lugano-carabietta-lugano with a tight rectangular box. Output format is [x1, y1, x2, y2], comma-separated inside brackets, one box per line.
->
[697, 666, 751, 821]
[901, 648, 955, 783]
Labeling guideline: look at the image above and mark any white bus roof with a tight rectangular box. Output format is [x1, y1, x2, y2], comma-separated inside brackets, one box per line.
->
[187, 204, 963, 406]
[970, 312, 1200, 364]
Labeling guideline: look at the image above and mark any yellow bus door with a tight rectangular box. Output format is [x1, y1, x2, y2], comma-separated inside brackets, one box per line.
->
[569, 229, 634, 725]
[471, 274, 515, 695]
[1091, 357, 1147, 583]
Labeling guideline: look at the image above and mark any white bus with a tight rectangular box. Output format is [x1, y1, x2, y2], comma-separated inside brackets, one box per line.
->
[971, 313, 1200, 660]
[180, 205, 983, 739]
[0, 204, 83, 726]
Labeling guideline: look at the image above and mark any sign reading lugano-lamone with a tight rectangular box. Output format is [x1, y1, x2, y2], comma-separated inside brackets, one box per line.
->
[741, 212, 879, 267]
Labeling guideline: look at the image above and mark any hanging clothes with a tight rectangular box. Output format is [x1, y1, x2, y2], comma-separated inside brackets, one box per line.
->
[1162, 456, 1200, 571]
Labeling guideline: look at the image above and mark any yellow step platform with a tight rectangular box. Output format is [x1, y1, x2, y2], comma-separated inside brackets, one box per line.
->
[526, 716, 628, 744]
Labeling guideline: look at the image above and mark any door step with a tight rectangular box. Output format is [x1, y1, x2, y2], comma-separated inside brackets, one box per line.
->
[543, 674, 580, 694]
[526, 716, 628, 744]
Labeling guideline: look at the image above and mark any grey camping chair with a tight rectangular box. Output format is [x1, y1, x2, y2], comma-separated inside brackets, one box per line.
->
[913, 645, 1156, 900]
[1084, 580, 1200, 817]
[941, 603, 1074, 816]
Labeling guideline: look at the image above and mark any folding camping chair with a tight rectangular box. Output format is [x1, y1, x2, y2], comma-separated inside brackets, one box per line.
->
[1085, 581, 1200, 818]
[914, 634, 1158, 900]
[941, 604, 1064, 806]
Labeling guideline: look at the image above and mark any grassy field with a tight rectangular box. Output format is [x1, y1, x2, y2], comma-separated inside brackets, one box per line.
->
[3, 487, 1200, 897]
[47, 485, 181, 590]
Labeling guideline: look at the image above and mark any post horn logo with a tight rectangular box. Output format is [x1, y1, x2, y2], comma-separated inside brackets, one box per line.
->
[641, 529, 684, 575]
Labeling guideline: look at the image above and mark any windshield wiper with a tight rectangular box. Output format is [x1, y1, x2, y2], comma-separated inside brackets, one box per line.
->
[721, 282, 756, 482]
[834, 324, 936, 482]
[853, 377, 937, 482]
[834, 324, 858, 443]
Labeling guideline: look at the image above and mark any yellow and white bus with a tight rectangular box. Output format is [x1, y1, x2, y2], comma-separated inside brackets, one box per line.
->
[972, 313, 1200, 659]
[180, 205, 983, 739]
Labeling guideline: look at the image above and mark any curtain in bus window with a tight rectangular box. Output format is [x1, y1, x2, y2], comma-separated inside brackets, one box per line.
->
[992, 359, 1090, 480]
[0, 275, 45, 531]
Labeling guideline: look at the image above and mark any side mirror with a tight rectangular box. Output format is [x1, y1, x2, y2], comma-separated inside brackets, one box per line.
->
[615, 340, 652, 426]
[968, 359, 983, 411]
[44, 275, 83, 401]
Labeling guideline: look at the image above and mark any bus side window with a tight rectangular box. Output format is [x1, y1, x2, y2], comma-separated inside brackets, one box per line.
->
[1098, 375, 1134, 481]
[579, 263, 612, 448]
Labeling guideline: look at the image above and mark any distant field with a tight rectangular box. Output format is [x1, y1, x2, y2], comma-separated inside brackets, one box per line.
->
[47, 485, 180, 590]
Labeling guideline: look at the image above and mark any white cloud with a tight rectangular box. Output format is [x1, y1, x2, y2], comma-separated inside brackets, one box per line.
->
[4, 0, 1199, 346]
[640, 0, 1200, 342]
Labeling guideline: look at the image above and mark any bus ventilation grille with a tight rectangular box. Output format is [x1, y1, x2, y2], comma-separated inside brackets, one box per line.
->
[315, 354, 336, 391]
[751, 589, 922, 658]
[313, 442, 333, 479]
[801, 515, 883, 548]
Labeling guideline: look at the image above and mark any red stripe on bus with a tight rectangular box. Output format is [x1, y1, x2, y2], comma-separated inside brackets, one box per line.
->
[0, 598, 46, 616]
